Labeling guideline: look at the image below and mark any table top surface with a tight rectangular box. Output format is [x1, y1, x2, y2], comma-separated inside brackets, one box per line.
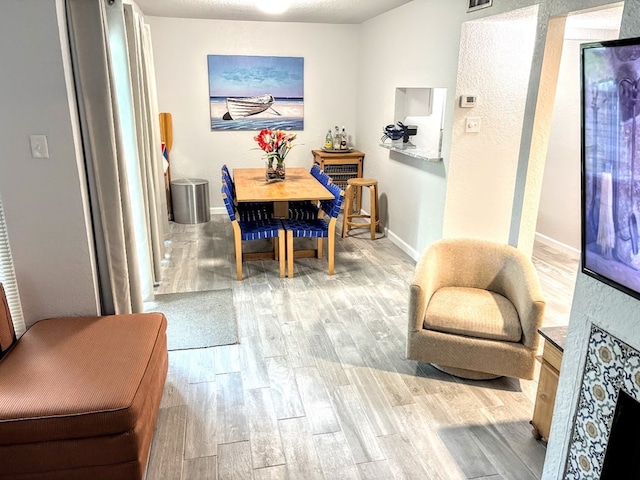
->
[538, 326, 568, 352]
[234, 167, 334, 203]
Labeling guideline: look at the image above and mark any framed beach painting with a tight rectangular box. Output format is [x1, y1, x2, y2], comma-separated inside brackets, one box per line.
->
[208, 54, 304, 131]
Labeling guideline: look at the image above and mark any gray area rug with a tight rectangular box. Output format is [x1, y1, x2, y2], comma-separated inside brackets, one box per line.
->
[144, 289, 237, 351]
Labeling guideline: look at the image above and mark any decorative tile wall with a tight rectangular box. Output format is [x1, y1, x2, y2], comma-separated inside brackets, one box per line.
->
[564, 324, 640, 478]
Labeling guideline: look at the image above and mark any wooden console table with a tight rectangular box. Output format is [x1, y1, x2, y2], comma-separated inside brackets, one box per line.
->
[311, 149, 364, 212]
[531, 326, 567, 442]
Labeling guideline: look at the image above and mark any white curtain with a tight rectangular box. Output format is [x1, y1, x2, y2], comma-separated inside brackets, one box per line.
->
[66, 0, 166, 314]
[0, 191, 26, 337]
[123, 4, 168, 283]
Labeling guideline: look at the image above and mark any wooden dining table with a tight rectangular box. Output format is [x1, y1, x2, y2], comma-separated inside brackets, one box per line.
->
[233, 167, 335, 262]
[233, 167, 334, 218]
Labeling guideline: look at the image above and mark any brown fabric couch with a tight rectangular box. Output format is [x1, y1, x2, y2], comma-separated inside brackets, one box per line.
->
[407, 238, 546, 380]
[0, 284, 168, 479]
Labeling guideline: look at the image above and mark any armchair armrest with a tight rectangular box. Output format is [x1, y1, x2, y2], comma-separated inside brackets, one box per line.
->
[501, 254, 546, 350]
[408, 245, 442, 333]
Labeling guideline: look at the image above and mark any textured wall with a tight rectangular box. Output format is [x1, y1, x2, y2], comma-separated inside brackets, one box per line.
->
[444, 7, 539, 243]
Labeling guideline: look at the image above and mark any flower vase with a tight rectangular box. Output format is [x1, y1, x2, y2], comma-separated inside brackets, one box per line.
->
[266, 159, 286, 183]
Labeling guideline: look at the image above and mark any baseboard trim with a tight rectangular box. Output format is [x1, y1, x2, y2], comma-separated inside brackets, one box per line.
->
[386, 228, 420, 261]
[534, 232, 580, 256]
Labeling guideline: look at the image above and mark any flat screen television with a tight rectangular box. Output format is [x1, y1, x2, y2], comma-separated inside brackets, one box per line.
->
[581, 37, 640, 299]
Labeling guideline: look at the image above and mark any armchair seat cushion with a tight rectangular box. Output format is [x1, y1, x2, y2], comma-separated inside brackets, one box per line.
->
[424, 287, 522, 342]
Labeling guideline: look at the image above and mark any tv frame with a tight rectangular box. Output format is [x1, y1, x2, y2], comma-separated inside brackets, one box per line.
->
[581, 36, 640, 300]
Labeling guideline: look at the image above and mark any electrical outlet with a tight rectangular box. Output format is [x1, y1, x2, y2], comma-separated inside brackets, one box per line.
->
[465, 117, 481, 133]
[29, 135, 49, 159]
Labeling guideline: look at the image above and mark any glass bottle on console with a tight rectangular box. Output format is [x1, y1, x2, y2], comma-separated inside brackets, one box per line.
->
[340, 127, 348, 150]
[333, 126, 341, 150]
[325, 129, 333, 149]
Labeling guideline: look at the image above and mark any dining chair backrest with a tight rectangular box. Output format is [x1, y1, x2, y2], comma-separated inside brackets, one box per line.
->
[310, 164, 332, 187]
[310, 164, 322, 181]
[320, 182, 344, 219]
[221, 165, 236, 198]
[222, 170, 233, 193]
[221, 182, 237, 222]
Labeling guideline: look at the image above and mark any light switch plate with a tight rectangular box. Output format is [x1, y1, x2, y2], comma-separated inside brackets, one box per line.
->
[29, 135, 49, 159]
[465, 117, 481, 133]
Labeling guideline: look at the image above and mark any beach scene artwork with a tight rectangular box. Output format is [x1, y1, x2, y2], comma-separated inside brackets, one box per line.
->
[207, 54, 304, 131]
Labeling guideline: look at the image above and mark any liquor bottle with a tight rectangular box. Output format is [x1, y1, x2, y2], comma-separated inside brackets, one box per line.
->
[340, 127, 347, 150]
[325, 129, 333, 149]
[333, 126, 341, 150]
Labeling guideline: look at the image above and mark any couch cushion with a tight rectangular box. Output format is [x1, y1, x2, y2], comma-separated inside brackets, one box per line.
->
[0, 313, 167, 446]
[423, 286, 522, 342]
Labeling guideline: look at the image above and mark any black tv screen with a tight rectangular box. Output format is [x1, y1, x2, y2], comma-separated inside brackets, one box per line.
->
[581, 37, 640, 299]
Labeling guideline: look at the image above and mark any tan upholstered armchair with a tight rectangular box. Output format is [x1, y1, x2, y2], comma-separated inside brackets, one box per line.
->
[406, 238, 546, 380]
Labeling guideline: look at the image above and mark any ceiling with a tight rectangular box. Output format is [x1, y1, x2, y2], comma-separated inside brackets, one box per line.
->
[133, 0, 413, 24]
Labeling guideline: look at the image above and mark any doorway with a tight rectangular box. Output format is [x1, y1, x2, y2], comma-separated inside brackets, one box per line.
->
[534, 4, 623, 326]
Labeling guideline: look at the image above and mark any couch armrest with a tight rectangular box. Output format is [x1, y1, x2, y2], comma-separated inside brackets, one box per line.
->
[0, 283, 16, 357]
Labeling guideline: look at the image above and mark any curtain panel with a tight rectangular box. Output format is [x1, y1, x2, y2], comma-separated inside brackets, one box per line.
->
[66, 0, 166, 314]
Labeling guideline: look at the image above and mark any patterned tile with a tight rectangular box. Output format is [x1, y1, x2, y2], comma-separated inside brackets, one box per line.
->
[565, 325, 640, 478]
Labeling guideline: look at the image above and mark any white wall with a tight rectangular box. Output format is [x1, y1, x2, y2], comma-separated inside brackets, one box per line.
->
[147, 16, 360, 210]
[537, 28, 619, 250]
[356, 1, 467, 258]
[444, 7, 539, 243]
[0, 0, 99, 327]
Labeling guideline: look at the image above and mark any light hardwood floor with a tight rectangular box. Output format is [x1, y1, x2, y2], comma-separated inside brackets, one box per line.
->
[146, 217, 579, 480]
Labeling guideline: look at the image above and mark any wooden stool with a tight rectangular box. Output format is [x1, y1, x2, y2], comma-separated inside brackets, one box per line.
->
[341, 177, 380, 240]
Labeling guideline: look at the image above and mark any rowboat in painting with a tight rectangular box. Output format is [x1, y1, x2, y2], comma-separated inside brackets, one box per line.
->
[223, 94, 277, 120]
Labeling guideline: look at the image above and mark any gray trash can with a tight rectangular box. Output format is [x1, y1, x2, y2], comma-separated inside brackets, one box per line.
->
[171, 178, 210, 224]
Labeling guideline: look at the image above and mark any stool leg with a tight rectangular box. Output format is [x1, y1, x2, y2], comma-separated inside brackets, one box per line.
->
[369, 185, 376, 240]
[374, 184, 380, 234]
[342, 185, 353, 238]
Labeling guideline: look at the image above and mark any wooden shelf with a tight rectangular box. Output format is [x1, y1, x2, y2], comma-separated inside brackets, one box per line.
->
[311, 149, 364, 212]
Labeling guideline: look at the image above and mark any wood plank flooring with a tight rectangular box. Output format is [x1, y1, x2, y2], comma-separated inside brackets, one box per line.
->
[146, 217, 579, 480]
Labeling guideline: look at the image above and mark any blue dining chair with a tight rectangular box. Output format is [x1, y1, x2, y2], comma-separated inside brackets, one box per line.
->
[311, 164, 332, 186]
[281, 182, 344, 277]
[221, 165, 273, 221]
[288, 165, 326, 220]
[221, 182, 285, 280]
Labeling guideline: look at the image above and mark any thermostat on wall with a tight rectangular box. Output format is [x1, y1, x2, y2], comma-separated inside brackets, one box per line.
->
[459, 95, 477, 108]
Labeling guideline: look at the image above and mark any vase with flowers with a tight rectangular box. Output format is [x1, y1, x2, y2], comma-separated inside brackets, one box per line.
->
[254, 128, 297, 183]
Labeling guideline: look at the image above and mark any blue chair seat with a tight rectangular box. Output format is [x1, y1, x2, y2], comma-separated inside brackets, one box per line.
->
[281, 182, 344, 277]
[281, 218, 328, 238]
[238, 219, 283, 241]
[221, 181, 284, 280]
